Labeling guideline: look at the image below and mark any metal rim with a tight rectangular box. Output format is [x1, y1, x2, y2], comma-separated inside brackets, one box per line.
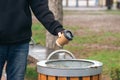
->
[37, 59, 103, 77]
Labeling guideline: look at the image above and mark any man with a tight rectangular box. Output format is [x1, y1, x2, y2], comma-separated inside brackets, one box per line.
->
[95, 0, 99, 6]
[117, 0, 120, 9]
[106, 0, 113, 9]
[0, 0, 66, 80]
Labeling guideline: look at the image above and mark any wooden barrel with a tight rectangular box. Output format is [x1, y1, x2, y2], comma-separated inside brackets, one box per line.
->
[37, 50, 103, 80]
[38, 73, 102, 80]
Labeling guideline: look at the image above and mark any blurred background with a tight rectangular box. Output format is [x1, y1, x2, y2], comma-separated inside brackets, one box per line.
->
[3, 0, 120, 80]
[26, 0, 120, 80]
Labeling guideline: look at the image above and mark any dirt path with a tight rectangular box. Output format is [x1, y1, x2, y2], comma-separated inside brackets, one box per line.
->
[30, 10, 120, 80]
[63, 11, 120, 50]
[63, 12, 120, 32]
[63, 11, 120, 80]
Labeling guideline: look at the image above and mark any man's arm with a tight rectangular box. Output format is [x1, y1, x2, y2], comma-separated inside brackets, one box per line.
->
[28, 0, 64, 35]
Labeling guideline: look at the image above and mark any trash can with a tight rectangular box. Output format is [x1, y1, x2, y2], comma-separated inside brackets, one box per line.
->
[37, 49, 103, 80]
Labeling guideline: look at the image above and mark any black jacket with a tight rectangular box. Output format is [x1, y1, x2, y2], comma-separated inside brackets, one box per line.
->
[0, 0, 64, 44]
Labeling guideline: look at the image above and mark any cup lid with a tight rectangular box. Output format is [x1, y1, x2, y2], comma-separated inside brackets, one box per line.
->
[63, 30, 73, 40]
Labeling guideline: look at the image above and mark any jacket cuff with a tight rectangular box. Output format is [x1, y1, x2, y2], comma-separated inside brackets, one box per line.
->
[55, 27, 65, 35]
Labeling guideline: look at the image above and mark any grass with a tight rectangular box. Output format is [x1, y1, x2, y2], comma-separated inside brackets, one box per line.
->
[27, 10, 120, 79]
[32, 23, 46, 46]
[25, 66, 38, 80]
[88, 50, 120, 75]
[73, 31, 120, 46]
[105, 10, 120, 15]
[30, 23, 120, 79]
[64, 9, 120, 15]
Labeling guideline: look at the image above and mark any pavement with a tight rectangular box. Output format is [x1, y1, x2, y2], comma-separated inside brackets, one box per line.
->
[29, 44, 47, 61]
[64, 7, 107, 11]
[63, 6, 117, 11]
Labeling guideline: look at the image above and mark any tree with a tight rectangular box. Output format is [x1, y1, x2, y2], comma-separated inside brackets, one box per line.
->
[46, 0, 63, 53]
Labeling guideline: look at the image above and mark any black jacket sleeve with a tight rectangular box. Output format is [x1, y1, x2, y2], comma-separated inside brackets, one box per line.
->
[28, 0, 64, 35]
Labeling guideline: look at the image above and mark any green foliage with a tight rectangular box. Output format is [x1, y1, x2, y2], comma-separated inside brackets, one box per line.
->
[106, 10, 120, 15]
[25, 66, 38, 80]
[32, 23, 46, 46]
[32, 23, 120, 47]
[73, 31, 120, 46]
[111, 66, 120, 80]
[88, 50, 120, 76]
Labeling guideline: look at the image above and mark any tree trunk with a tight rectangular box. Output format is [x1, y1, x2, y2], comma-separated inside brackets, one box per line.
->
[76, 0, 79, 7]
[66, 0, 69, 7]
[87, 0, 89, 7]
[46, 0, 63, 53]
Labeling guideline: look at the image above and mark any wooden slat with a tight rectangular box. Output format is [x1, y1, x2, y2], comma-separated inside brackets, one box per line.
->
[92, 75, 99, 80]
[38, 74, 41, 80]
[48, 75, 56, 80]
[40, 74, 47, 80]
[38, 73, 101, 80]
[99, 74, 102, 80]
[70, 77, 79, 80]
[82, 76, 90, 80]
[58, 77, 67, 80]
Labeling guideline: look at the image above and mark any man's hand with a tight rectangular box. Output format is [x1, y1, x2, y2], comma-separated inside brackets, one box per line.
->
[58, 32, 62, 38]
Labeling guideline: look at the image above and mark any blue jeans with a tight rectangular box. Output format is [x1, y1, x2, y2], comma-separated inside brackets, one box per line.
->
[0, 43, 29, 80]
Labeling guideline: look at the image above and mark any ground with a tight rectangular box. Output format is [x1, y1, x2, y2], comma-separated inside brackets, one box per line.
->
[32, 10, 120, 80]
[63, 10, 120, 34]
[63, 10, 120, 80]
[2, 10, 120, 80]
[63, 10, 120, 51]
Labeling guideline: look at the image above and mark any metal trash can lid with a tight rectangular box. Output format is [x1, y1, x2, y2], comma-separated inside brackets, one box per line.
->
[37, 59, 102, 77]
[46, 59, 95, 68]
[37, 49, 103, 77]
